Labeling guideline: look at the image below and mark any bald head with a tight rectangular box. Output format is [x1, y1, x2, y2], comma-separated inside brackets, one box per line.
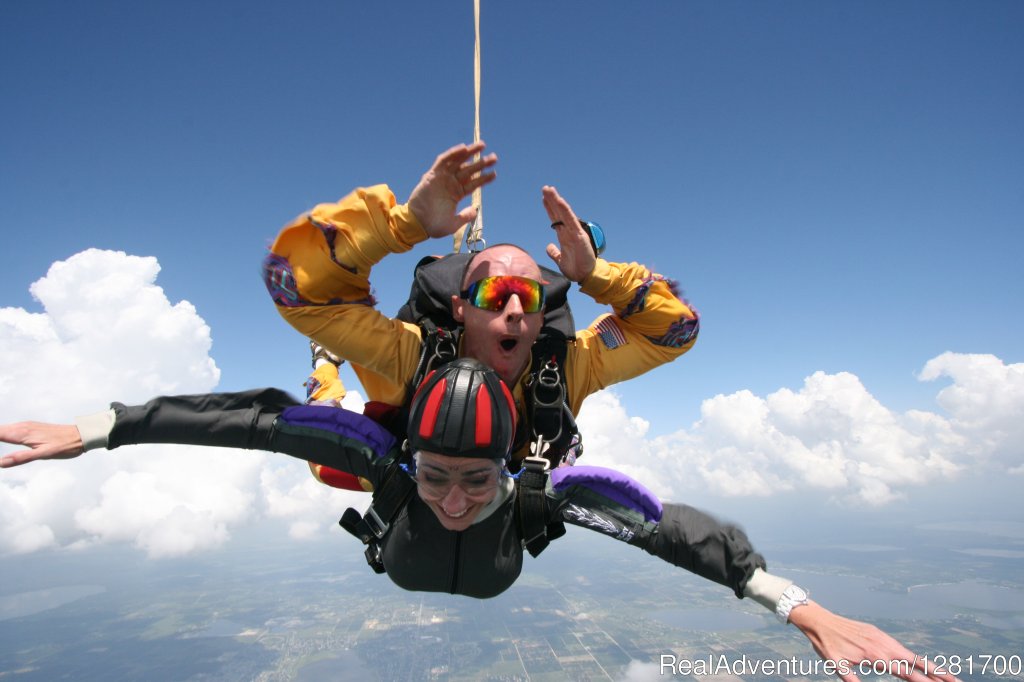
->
[462, 244, 543, 288]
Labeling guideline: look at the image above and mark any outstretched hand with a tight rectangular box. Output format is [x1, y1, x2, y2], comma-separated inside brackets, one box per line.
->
[408, 142, 497, 239]
[542, 186, 597, 283]
[790, 601, 960, 682]
[0, 421, 84, 468]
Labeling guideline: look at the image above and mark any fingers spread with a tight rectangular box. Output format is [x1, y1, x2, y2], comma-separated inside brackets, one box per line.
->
[457, 153, 498, 180]
[437, 141, 488, 170]
[462, 170, 497, 195]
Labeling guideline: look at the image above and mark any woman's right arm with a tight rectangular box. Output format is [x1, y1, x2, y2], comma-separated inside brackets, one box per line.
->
[2, 389, 399, 483]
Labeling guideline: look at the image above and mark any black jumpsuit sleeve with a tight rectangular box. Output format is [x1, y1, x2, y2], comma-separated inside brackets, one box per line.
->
[107, 389, 398, 486]
[640, 502, 766, 598]
[552, 480, 766, 598]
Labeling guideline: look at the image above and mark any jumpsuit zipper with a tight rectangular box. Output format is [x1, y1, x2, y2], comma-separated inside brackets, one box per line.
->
[448, 531, 463, 594]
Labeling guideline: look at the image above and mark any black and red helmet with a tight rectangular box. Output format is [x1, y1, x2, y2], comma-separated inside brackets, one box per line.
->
[407, 358, 517, 461]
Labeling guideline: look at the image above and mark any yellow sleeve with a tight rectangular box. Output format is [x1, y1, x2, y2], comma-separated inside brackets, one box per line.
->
[306, 363, 346, 404]
[567, 259, 700, 412]
[268, 184, 425, 303]
[263, 185, 427, 403]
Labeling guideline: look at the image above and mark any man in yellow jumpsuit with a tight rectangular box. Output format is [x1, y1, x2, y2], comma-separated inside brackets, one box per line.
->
[265, 142, 700, 470]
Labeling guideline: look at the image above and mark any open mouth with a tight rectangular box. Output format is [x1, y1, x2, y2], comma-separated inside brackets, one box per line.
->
[499, 338, 518, 352]
[442, 507, 470, 519]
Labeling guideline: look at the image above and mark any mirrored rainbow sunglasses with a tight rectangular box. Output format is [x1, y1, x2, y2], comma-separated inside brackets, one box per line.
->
[459, 275, 546, 313]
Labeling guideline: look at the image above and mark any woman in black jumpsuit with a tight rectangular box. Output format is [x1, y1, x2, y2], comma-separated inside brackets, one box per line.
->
[0, 359, 959, 682]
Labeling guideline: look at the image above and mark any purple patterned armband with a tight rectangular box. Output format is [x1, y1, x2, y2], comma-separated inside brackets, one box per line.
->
[309, 217, 357, 274]
[262, 253, 306, 307]
[620, 276, 656, 319]
[620, 275, 685, 317]
[304, 376, 322, 402]
[616, 273, 700, 348]
[261, 252, 376, 308]
[647, 311, 700, 348]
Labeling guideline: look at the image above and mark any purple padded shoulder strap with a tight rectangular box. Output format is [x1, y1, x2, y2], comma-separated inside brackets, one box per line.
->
[550, 465, 662, 522]
[280, 405, 397, 458]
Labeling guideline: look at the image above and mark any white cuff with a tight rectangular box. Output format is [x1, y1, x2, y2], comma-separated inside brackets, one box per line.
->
[743, 568, 793, 612]
[74, 409, 115, 451]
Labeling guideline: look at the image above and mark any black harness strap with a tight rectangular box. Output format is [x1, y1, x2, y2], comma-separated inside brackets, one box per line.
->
[515, 456, 566, 558]
[339, 450, 416, 573]
[406, 326, 459, 405]
[525, 339, 580, 468]
[517, 343, 575, 556]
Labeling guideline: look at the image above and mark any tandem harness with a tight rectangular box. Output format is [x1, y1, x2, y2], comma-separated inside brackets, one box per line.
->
[338, 449, 565, 573]
[396, 253, 583, 468]
[339, 253, 581, 572]
[337, 369, 572, 570]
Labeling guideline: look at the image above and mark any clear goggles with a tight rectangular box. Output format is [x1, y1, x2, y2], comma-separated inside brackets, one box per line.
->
[411, 454, 504, 499]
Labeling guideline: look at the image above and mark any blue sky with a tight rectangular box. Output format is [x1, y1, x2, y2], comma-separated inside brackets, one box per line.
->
[2, 1, 1023, 554]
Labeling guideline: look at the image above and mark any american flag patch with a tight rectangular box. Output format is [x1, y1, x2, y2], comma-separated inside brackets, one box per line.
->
[596, 316, 627, 350]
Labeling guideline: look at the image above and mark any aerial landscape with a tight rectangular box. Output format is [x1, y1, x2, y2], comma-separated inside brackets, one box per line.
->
[3, 520, 1021, 681]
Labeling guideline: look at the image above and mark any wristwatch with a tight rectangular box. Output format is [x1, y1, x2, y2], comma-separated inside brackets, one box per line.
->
[775, 584, 809, 624]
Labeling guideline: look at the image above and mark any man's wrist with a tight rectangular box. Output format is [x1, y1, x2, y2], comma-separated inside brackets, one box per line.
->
[392, 203, 429, 246]
[577, 258, 611, 294]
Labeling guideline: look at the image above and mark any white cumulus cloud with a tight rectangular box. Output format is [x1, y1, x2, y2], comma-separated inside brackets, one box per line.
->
[0, 250, 363, 557]
[919, 352, 1024, 463]
[0, 249, 219, 415]
[578, 358, 1022, 507]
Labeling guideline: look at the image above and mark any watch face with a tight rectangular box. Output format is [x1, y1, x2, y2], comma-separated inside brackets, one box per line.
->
[788, 585, 808, 601]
